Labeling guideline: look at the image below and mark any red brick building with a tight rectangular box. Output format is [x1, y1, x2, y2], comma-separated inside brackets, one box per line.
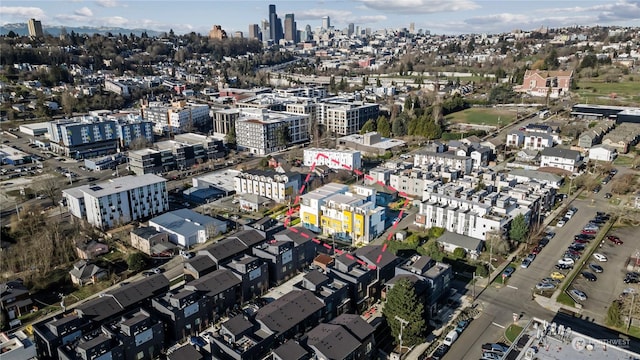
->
[516, 70, 573, 99]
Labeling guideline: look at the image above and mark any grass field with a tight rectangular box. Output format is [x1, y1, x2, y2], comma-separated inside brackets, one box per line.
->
[576, 77, 640, 105]
[445, 108, 516, 126]
[505, 324, 523, 343]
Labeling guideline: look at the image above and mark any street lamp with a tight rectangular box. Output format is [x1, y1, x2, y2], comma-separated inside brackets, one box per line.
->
[395, 315, 409, 359]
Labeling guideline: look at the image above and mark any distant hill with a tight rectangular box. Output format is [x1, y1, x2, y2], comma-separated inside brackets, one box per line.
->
[0, 23, 164, 37]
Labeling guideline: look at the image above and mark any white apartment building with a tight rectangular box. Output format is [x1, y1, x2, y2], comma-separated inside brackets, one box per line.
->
[588, 145, 617, 162]
[414, 190, 529, 241]
[389, 169, 433, 197]
[62, 174, 169, 229]
[303, 148, 362, 170]
[143, 100, 210, 134]
[235, 108, 310, 156]
[540, 147, 582, 173]
[233, 169, 300, 203]
[506, 131, 555, 151]
[414, 151, 473, 174]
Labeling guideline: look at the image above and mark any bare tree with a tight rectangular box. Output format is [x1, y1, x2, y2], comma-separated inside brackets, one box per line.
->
[35, 173, 63, 204]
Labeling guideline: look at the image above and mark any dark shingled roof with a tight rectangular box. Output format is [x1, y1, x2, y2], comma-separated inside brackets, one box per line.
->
[200, 237, 248, 264]
[540, 147, 581, 159]
[167, 345, 203, 360]
[272, 339, 309, 360]
[185, 269, 241, 296]
[222, 314, 253, 337]
[307, 323, 360, 360]
[355, 245, 399, 268]
[329, 313, 375, 341]
[255, 290, 323, 335]
[186, 255, 216, 273]
[110, 273, 169, 308]
[228, 229, 265, 248]
[75, 296, 122, 322]
[303, 270, 328, 288]
[273, 227, 313, 246]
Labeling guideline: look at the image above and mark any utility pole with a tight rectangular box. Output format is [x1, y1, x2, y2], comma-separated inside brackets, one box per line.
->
[395, 315, 409, 359]
[628, 292, 636, 332]
[472, 271, 477, 300]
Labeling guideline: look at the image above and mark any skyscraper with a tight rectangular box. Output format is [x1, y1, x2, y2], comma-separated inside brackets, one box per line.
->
[284, 14, 297, 43]
[248, 24, 261, 41]
[409, 22, 416, 34]
[268, 4, 283, 42]
[348, 23, 355, 36]
[28, 18, 43, 37]
[322, 16, 330, 30]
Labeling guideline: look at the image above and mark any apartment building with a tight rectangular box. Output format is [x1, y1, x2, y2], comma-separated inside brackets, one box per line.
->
[211, 108, 240, 138]
[389, 168, 433, 197]
[142, 100, 210, 134]
[234, 169, 301, 203]
[317, 97, 379, 136]
[235, 108, 309, 156]
[540, 147, 583, 173]
[414, 150, 473, 174]
[62, 174, 169, 229]
[46, 116, 153, 158]
[303, 148, 362, 170]
[299, 183, 386, 245]
[128, 133, 224, 175]
[275, 86, 327, 99]
[414, 182, 530, 241]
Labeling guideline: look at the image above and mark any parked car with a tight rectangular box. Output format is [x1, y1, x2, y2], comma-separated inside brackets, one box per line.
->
[563, 252, 581, 260]
[538, 238, 550, 247]
[589, 264, 603, 273]
[569, 243, 585, 251]
[531, 246, 543, 255]
[556, 263, 573, 270]
[607, 235, 623, 245]
[583, 224, 599, 231]
[558, 258, 575, 266]
[521, 258, 532, 268]
[593, 253, 608, 262]
[582, 271, 598, 282]
[502, 267, 515, 277]
[593, 185, 601, 193]
[541, 277, 560, 285]
[604, 193, 612, 199]
[570, 289, 588, 301]
[610, 168, 618, 175]
[152, 267, 163, 274]
[581, 229, 597, 235]
[573, 238, 589, 244]
[536, 282, 556, 290]
[575, 234, 595, 240]
[557, 220, 566, 228]
[431, 344, 450, 360]
[482, 343, 510, 354]
[455, 319, 471, 334]
[481, 351, 503, 360]
[550, 272, 566, 280]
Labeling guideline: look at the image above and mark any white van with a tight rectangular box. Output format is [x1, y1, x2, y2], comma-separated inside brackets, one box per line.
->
[443, 330, 459, 346]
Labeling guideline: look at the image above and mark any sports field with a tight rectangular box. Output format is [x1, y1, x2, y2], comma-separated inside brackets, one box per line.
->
[576, 77, 640, 105]
[445, 108, 517, 126]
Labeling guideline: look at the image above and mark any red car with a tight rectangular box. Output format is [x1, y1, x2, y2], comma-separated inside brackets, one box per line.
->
[582, 229, 597, 235]
[573, 239, 589, 244]
[607, 235, 623, 245]
[531, 246, 542, 255]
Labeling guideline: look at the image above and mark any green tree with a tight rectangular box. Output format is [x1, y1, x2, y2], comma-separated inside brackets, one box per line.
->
[544, 48, 559, 70]
[383, 278, 426, 348]
[127, 252, 150, 273]
[225, 123, 236, 146]
[421, 238, 445, 261]
[453, 247, 467, 260]
[509, 213, 529, 243]
[606, 300, 623, 327]
[276, 124, 291, 148]
[392, 118, 406, 137]
[360, 118, 377, 134]
[376, 116, 391, 137]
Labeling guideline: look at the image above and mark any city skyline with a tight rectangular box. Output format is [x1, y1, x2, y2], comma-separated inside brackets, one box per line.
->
[1, 0, 640, 36]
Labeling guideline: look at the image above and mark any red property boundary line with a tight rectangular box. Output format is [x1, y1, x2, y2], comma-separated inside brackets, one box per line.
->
[281, 152, 412, 270]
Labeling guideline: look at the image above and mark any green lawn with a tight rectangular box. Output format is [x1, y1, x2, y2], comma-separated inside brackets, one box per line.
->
[614, 156, 635, 166]
[576, 78, 640, 105]
[445, 108, 516, 127]
[557, 292, 576, 307]
[505, 324, 523, 343]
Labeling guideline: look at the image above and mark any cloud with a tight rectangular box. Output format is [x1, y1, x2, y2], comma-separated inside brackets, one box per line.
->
[102, 16, 128, 26]
[0, 6, 47, 23]
[357, 0, 479, 14]
[74, 7, 93, 17]
[295, 8, 386, 25]
[95, 0, 120, 8]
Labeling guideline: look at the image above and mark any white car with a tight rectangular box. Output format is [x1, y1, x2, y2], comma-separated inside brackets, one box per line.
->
[593, 253, 608, 262]
[558, 258, 575, 266]
[557, 220, 566, 227]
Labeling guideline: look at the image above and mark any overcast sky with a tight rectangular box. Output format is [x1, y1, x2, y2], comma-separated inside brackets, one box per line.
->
[2, 0, 639, 35]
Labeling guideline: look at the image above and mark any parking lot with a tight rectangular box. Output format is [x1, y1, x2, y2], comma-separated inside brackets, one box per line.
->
[566, 225, 637, 322]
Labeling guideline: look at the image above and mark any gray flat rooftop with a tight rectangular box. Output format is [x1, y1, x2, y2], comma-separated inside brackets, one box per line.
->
[80, 174, 166, 198]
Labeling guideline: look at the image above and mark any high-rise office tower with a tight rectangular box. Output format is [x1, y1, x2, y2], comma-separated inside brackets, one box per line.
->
[304, 24, 312, 41]
[249, 24, 261, 41]
[261, 19, 270, 37]
[284, 14, 297, 43]
[268, 4, 283, 42]
[28, 18, 43, 37]
[348, 23, 354, 36]
[322, 16, 330, 30]
[409, 22, 416, 34]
